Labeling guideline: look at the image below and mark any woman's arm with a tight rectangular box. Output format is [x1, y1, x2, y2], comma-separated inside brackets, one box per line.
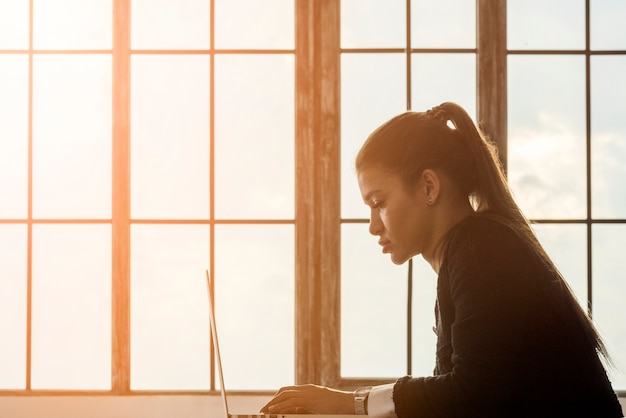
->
[260, 384, 354, 415]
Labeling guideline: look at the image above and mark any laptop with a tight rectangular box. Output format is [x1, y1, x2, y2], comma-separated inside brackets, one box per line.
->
[205, 270, 356, 418]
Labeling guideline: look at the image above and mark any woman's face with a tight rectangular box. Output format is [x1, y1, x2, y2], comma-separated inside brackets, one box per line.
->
[358, 166, 435, 265]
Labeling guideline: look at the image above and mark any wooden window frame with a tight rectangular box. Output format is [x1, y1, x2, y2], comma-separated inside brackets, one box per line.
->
[3, 0, 624, 397]
[301, 0, 625, 398]
[1, 0, 505, 395]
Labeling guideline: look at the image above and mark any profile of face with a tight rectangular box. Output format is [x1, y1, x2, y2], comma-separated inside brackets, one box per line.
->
[357, 166, 435, 265]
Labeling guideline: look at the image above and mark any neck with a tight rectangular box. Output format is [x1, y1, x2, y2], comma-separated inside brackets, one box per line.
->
[423, 199, 474, 274]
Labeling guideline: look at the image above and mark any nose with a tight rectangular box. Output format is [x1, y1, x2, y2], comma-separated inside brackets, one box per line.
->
[369, 209, 382, 236]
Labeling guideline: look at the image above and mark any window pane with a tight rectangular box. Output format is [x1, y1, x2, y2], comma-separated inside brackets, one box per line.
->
[0, 225, 27, 389]
[130, 225, 210, 390]
[341, 53, 406, 219]
[341, 0, 406, 48]
[532, 224, 588, 307]
[508, 55, 586, 219]
[131, 0, 210, 50]
[591, 0, 626, 50]
[33, 55, 112, 219]
[214, 54, 294, 220]
[591, 56, 626, 219]
[341, 223, 406, 378]
[214, 225, 294, 390]
[0, 0, 29, 49]
[592, 224, 626, 391]
[507, 0, 585, 50]
[411, 53, 476, 117]
[33, 0, 112, 50]
[215, 0, 294, 49]
[0, 54, 28, 218]
[31, 224, 111, 389]
[411, 0, 476, 48]
[131, 55, 210, 220]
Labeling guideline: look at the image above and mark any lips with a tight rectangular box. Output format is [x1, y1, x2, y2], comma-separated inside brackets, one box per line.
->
[378, 239, 391, 253]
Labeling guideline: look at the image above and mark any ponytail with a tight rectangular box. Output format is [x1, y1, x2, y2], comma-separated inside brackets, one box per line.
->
[435, 102, 612, 364]
[428, 102, 513, 216]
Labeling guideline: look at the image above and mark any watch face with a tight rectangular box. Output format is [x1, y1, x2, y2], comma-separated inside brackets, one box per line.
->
[355, 386, 372, 397]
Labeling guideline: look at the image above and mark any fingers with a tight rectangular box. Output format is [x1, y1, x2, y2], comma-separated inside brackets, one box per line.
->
[260, 384, 353, 415]
[262, 398, 314, 414]
[261, 388, 301, 413]
[260, 385, 320, 414]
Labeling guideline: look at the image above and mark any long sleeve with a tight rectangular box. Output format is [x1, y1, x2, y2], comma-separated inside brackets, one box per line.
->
[367, 383, 397, 418]
[391, 215, 623, 417]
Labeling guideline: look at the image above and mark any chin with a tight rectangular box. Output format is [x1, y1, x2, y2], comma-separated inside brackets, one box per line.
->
[390, 254, 410, 265]
[389, 249, 420, 265]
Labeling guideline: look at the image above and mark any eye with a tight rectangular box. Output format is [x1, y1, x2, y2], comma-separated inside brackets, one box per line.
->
[371, 199, 383, 209]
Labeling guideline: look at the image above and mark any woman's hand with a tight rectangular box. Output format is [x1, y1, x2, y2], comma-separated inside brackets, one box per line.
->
[260, 384, 354, 415]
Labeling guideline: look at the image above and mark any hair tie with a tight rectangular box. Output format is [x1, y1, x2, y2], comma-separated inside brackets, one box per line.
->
[426, 105, 457, 130]
[426, 105, 445, 120]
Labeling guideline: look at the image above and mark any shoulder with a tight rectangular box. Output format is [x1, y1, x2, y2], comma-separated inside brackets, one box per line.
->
[443, 212, 520, 254]
[438, 214, 553, 315]
[439, 212, 537, 279]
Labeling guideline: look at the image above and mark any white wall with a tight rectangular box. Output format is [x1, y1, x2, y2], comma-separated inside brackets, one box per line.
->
[0, 395, 623, 417]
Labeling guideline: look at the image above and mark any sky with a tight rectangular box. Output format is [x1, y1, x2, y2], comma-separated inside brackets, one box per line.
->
[0, 0, 625, 393]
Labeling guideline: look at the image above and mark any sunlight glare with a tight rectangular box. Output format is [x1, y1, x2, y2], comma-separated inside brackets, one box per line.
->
[0, 0, 29, 49]
[33, 0, 112, 49]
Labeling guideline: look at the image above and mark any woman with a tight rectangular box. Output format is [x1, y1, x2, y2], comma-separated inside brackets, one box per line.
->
[261, 102, 623, 417]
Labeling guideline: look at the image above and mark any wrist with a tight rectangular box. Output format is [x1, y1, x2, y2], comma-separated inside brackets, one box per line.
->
[353, 386, 372, 415]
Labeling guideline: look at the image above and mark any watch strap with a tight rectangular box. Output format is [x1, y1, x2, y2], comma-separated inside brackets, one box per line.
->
[354, 386, 372, 415]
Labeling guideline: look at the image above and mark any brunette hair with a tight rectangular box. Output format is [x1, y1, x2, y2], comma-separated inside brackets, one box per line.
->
[355, 102, 612, 362]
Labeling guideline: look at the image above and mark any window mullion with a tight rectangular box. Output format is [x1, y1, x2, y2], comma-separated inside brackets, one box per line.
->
[477, 0, 507, 170]
[294, 0, 341, 387]
[112, 0, 131, 394]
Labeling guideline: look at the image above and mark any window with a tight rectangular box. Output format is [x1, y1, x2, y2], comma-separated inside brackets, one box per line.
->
[506, 0, 626, 391]
[1, 0, 114, 391]
[0, 0, 624, 397]
[0, 0, 295, 393]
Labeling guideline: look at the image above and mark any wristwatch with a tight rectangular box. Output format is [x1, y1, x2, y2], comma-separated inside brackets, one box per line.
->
[353, 386, 372, 415]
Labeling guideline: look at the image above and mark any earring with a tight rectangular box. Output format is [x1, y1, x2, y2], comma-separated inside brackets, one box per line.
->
[427, 197, 433, 205]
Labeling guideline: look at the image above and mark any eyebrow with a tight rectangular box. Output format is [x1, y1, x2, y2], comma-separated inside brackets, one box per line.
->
[362, 189, 382, 204]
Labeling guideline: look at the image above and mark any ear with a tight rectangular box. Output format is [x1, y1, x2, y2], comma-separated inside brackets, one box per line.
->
[420, 169, 441, 205]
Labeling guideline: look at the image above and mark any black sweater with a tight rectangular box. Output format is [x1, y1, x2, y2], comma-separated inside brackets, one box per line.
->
[392, 214, 623, 417]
